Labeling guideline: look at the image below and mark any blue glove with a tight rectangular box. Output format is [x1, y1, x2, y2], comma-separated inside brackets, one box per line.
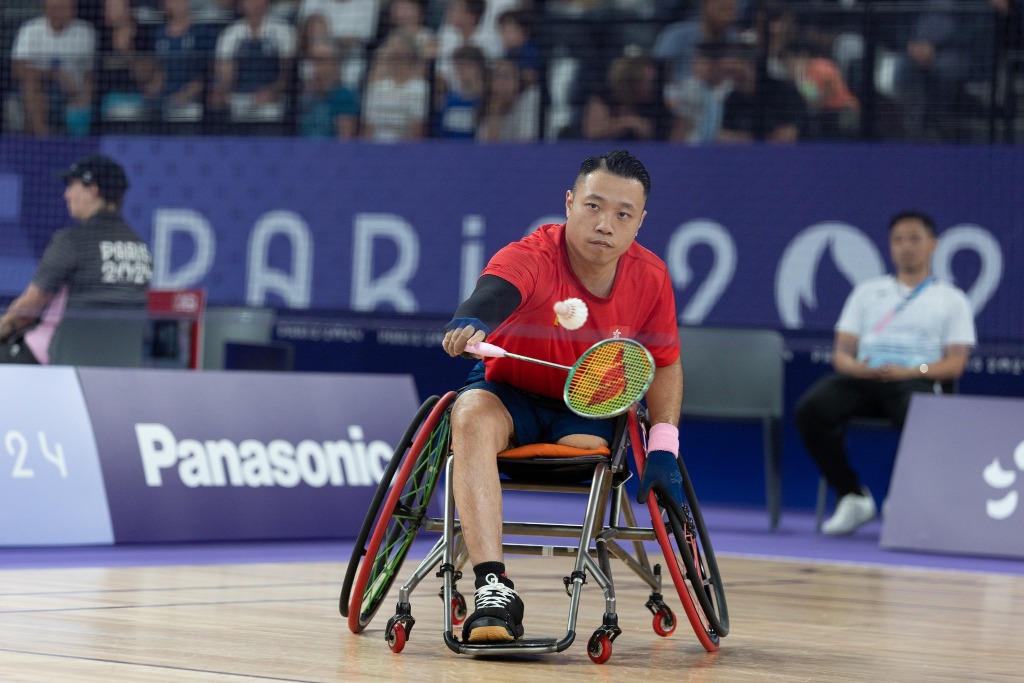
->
[636, 450, 683, 506]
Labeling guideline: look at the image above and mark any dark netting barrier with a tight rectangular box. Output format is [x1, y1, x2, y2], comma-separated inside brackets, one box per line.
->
[2, 1, 1021, 144]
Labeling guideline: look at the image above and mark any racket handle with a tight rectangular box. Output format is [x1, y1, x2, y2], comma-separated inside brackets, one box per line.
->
[464, 341, 506, 358]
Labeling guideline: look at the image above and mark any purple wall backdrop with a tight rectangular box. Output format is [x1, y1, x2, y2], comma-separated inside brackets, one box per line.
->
[105, 139, 1024, 341]
[3, 138, 1020, 339]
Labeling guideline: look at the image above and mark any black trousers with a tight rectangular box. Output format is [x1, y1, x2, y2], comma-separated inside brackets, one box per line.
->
[794, 374, 936, 498]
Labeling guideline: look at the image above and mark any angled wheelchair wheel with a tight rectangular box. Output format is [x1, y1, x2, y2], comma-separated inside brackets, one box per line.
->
[342, 391, 456, 633]
[629, 410, 729, 651]
[339, 394, 441, 618]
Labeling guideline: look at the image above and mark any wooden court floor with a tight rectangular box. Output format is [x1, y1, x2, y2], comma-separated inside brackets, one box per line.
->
[2, 550, 1024, 682]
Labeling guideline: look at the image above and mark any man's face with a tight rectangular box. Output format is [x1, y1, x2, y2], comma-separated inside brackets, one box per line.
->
[45, 0, 75, 31]
[889, 218, 937, 274]
[564, 170, 647, 268]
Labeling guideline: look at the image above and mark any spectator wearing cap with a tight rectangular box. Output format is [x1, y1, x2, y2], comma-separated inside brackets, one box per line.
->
[0, 155, 153, 366]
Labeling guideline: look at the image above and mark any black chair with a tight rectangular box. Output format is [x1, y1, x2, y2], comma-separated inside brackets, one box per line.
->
[678, 326, 786, 529]
[47, 310, 149, 367]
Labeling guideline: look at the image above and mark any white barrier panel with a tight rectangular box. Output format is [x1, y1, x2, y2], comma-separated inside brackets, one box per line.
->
[882, 394, 1024, 559]
[0, 366, 114, 545]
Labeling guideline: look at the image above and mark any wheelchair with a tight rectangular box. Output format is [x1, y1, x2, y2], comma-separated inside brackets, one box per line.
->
[339, 390, 729, 664]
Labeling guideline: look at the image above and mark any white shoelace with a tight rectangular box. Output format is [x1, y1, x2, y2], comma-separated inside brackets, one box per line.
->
[474, 573, 518, 609]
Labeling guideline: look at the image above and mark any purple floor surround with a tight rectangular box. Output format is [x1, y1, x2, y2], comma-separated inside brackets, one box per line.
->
[3, 492, 1024, 576]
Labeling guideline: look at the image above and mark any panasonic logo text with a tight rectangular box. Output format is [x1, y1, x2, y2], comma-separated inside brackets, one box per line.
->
[136, 423, 393, 488]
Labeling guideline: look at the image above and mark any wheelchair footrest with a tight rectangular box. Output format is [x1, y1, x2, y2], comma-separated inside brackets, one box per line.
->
[444, 633, 570, 656]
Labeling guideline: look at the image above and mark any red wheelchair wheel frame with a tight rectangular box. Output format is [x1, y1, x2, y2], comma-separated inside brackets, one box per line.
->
[345, 391, 456, 633]
[628, 408, 729, 651]
[340, 394, 441, 618]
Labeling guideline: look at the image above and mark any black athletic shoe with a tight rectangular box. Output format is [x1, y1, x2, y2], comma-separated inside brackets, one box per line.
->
[462, 573, 525, 643]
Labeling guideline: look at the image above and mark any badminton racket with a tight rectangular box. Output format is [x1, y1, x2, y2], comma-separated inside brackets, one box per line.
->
[465, 337, 655, 418]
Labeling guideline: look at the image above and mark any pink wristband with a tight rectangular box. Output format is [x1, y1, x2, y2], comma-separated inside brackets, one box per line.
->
[648, 423, 679, 457]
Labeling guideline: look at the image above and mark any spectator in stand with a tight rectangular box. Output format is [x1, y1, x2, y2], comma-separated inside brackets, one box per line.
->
[208, 0, 296, 133]
[717, 43, 806, 142]
[297, 37, 360, 137]
[95, 0, 159, 131]
[665, 40, 734, 143]
[361, 32, 429, 141]
[477, 56, 539, 142]
[11, 0, 97, 136]
[894, 0, 994, 141]
[582, 50, 675, 141]
[381, 0, 438, 61]
[496, 9, 541, 88]
[296, 11, 330, 54]
[152, 0, 217, 127]
[435, 0, 504, 97]
[295, 11, 330, 83]
[434, 44, 487, 139]
[652, 0, 741, 83]
[785, 40, 859, 139]
[749, 0, 797, 80]
[296, 0, 379, 89]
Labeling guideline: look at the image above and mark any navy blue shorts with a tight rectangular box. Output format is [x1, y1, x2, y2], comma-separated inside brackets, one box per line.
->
[459, 373, 616, 447]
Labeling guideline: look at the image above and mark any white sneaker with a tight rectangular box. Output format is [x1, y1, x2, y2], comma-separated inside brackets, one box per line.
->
[822, 487, 877, 535]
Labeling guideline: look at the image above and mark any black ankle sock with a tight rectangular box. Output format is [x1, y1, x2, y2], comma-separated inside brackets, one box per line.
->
[473, 561, 513, 589]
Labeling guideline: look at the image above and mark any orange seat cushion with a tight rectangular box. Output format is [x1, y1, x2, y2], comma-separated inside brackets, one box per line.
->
[496, 444, 612, 459]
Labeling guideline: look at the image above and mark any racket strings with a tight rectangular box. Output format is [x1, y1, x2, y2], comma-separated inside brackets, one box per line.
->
[565, 340, 654, 417]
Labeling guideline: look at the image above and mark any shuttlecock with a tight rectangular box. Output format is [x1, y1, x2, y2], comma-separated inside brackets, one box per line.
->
[554, 298, 588, 330]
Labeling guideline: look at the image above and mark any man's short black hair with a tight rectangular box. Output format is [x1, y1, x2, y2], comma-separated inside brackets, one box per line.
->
[575, 149, 652, 198]
[888, 210, 937, 236]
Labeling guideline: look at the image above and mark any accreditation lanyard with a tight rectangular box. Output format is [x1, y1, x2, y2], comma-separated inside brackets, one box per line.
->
[871, 276, 935, 335]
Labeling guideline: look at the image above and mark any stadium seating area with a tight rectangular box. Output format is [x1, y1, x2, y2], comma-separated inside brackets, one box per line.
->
[1, 0, 1022, 143]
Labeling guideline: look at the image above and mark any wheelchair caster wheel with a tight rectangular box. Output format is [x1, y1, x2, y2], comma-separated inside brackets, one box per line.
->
[587, 632, 612, 664]
[452, 592, 468, 625]
[652, 608, 676, 637]
[386, 621, 408, 653]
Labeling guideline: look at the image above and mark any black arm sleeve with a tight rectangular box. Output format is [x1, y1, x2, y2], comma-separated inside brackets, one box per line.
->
[451, 274, 522, 333]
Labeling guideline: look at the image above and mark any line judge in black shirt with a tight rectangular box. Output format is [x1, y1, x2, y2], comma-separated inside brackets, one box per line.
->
[0, 154, 153, 364]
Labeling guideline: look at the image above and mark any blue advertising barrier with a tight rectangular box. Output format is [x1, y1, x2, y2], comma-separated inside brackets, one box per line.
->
[0, 365, 421, 545]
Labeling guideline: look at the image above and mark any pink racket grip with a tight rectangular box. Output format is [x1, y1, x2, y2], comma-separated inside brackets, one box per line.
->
[464, 341, 506, 358]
